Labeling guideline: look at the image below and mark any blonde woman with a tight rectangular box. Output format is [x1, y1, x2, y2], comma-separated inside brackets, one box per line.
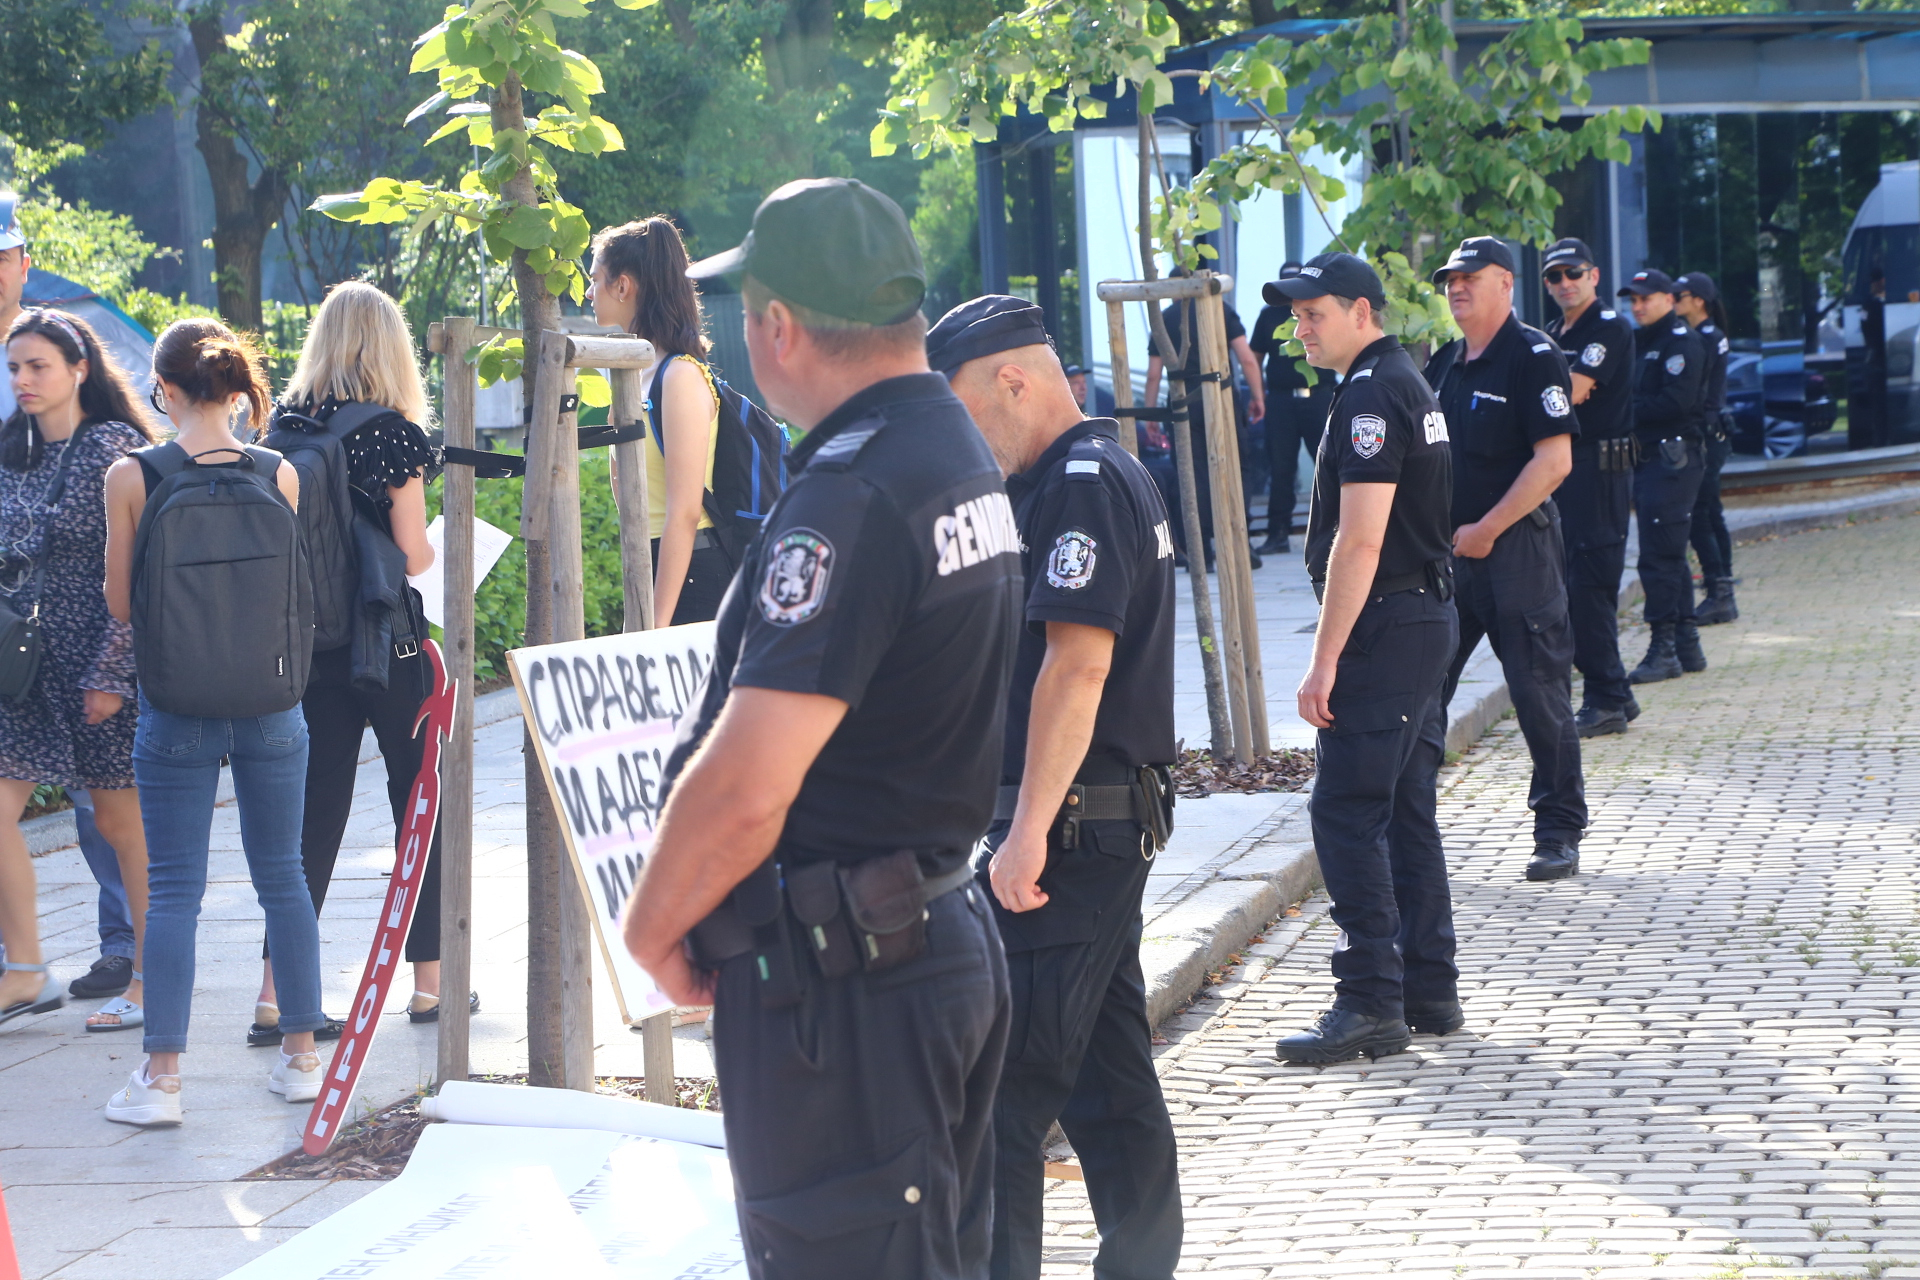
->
[246, 281, 465, 1043]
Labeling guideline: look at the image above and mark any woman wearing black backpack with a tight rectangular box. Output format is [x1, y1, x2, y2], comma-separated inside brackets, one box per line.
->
[101, 319, 324, 1126]
[0, 309, 155, 1035]
[588, 217, 728, 624]
[255, 281, 466, 1037]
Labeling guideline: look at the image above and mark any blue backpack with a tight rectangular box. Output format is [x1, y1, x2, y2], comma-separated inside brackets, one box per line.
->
[647, 355, 788, 569]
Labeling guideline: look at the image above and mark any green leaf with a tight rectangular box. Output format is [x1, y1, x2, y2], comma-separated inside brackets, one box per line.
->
[575, 370, 612, 409]
[405, 90, 451, 128]
[542, 0, 590, 15]
[425, 117, 467, 145]
[501, 203, 554, 249]
[611, 0, 659, 8]
[310, 192, 370, 222]
[865, 0, 900, 17]
[411, 30, 450, 74]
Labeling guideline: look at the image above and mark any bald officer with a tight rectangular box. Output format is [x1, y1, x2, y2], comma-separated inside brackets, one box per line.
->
[930, 296, 1182, 1280]
[623, 179, 1021, 1280]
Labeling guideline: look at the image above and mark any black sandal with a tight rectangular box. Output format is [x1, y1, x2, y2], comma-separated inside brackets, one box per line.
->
[247, 1002, 347, 1048]
[407, 991, 480, 1024]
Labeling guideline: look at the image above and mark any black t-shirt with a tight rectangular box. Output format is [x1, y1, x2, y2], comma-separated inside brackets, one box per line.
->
[660, 374, 1022, 876]
[1003, 419, 1176, 782]
[1305, 336, 1454, 591]
[1425, 313, 1578, 527]
[1151, 299, 1246, 378]
[1545, 302, 1636, 444]
[1631, 316, 1707, 441]
[1697, 320, 1731, 416]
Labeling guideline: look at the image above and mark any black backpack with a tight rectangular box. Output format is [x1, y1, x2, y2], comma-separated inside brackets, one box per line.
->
[130, 443, 313, 717]
[647, 355, 788, 568]
[262, 401, 406, 651]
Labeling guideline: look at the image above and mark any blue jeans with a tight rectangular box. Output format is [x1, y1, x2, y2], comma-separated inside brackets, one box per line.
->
[73, 790, 137, 961]
[134, 698, 323, 1054]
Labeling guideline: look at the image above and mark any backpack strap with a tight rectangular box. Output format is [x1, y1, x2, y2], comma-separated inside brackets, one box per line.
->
[242, 445, 284, 476]
[645, 354, 680, 451]
[133, 441, 191, 495]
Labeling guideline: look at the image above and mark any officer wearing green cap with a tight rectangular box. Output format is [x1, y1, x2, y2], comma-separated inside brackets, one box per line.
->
[622, 178, 1022, 1279]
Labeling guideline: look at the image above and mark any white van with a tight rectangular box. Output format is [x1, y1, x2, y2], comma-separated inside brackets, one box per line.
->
[1840, 160, 1920, 443]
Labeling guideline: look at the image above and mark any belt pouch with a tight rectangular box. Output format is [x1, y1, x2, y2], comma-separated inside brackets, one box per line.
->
[786, 861, 859, 980]
[737, 858, 802, 1010]
[1659, 437, 1688, 469]
[837, 850, 930, 973]
[1426, 558, 1455, 603]
[1134, 766, 1174, 854]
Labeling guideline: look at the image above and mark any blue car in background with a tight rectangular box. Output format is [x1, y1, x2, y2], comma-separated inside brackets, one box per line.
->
[1726, 341, 1837, 458]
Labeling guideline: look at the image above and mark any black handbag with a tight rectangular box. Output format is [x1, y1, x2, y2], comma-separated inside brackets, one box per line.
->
[0, 426, 90, 703]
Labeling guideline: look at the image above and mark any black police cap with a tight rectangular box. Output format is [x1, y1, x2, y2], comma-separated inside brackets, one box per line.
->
[1675, 271, 1718, 303]
[1261, 261, 1306, 307]
[1269, 252, 1386, 309]
[1542, 238, 1595, 270]
[1433, 236, 1517, 283]
[687, 178, 926, 326]
[926, 295, 1053, 377]
[1618, 268, 1679, 298]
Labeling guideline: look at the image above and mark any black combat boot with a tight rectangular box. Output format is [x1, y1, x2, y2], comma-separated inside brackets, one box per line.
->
[1674, 619, 1707, 673]
[1694, 576, 1738, 625]
[1405, 1000, 1466, 1036]
[1624, 694, 1642, 722]
[1575, 703, 1629, 738]
[1275, 1008, 1411, 1064]
[1629, 624, 1683, 683]
[1526, 840, 1580, 881]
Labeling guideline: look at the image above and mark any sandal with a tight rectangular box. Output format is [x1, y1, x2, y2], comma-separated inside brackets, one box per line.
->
[246, 1001, 347, 1048]
[87, 974, 145, 1032]
[0, 962, 64, 1029]
[406, 990, 480, 1024]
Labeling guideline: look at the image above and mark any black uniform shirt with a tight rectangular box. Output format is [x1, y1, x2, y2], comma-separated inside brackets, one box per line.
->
[1305, 335, 1454, 590]
[1425, 312, 1578, 527]
[1697, 320, 1731, 416]
[1631, 315, 1707, 442]
[1003, 419, 1176, 783]
[660, 374, 1022, 876]
[1152, 300, 1246, 378]
[1544, 302, 1636, 443]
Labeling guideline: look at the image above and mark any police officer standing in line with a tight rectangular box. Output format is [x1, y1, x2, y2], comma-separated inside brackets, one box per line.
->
[1424, 238, 1588, 882]
[1540, 237, 1641, 739]
[621, 178, 1022, 1280]
[929, 296, 1183, 1280]
[1675, 271, 1739, 625]
[1249, 262, 1337, 554]
[1271, 253, 1461, 1064]
[1616, 269, 1709, 684]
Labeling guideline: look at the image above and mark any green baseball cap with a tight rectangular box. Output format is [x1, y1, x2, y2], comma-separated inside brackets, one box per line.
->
[687, 178, 927, 326]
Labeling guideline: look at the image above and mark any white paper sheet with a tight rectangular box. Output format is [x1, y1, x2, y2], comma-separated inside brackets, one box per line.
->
[220, 1124, 746, 1279]
[410, 513, 515, 629]
[419, 1080, 725, 1149]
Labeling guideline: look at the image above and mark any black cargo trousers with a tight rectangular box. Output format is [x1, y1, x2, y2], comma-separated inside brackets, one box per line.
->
[1557, 445, 1634, 712]
[710, 879, 1010, 1280]
[980, 818, 1183, 1280]
[1442, 508, 1589, 847]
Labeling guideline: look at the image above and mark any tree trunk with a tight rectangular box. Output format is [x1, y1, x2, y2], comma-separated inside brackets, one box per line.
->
[189, 8, 285, 331]
[762, 0, 833, 98]
[494, 70, 570, 1091]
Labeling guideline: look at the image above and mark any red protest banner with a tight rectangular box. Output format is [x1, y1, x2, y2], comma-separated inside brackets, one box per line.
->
[302, 639, 456, 1155]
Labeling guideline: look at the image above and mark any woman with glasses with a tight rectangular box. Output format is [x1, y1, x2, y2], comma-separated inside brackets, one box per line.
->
[0, 309, 157, 1032]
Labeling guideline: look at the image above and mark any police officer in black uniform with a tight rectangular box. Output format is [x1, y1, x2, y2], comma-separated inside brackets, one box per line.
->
[1424, 237, 1587, 882]
[1616, 268, 1709, 684]
[928, 295, 1183, 1280]
[621, 178, 1022, 1280]
[1269, 253, 1461, 1064]
[1541, 237, 1641, 738]
[1250, 263, 1336, 554]
[1675, 271, 1739, 625]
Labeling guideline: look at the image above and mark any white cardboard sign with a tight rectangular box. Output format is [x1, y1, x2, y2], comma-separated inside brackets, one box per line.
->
[508, 622, 717, 1023]
[220, 1123, 745, 1279]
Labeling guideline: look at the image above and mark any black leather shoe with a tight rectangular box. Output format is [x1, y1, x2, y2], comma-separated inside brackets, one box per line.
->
[1525, 841, 1579, 881]
[1258, 536, 1290, 555]
[1575, 704, 1628, 738]
[1247, 550, 1264, 570]
[1405, 1000, 1466, 1036]
[1275, 1008, 1412, 1063]
[68, 955, 132, 999]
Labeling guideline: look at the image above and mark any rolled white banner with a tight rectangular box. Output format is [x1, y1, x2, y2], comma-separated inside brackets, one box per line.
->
[419, 1079, 726, 1149]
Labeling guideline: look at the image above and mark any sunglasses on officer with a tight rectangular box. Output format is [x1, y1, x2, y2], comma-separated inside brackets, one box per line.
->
[1542, 266, 1589, 285]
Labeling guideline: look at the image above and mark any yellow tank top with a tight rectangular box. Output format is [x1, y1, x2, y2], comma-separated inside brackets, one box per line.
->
[644, 355, 720, 540]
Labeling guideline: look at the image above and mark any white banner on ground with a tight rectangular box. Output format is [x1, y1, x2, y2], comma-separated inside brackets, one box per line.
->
[508, 622, 717, 1023]
[220, 1124, 745, 1279]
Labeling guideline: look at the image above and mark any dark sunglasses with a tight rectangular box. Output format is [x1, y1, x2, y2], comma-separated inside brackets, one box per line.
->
[1542, 267, 1589, 285]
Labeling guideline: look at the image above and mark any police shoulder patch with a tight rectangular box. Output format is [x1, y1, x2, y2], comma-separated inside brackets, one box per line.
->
[1350, 413, 1387, 459]
[1543, 385, 1572, 418]
[759, 528, 834, 626]
[1600, 309, 1617, 319]
[1581, 342, 1607, 368]
[1665, 353, 1687, 376]
[1047, 528, 1098, 591]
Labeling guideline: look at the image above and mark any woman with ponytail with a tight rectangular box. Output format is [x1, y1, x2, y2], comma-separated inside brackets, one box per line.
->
[99, 318, 325, 1126]
[1675, 272, 1739, 624]
[0, 309, 155, 1034]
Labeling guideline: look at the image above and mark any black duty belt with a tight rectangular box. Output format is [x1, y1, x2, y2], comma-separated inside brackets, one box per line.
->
[993, 764, 1175, 855]
[995, 782, 1137, 823]
[1314, 558, 1454, 605]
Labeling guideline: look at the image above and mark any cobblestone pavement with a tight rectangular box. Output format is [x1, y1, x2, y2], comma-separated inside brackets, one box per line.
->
[1042, 512, 1920, 1279]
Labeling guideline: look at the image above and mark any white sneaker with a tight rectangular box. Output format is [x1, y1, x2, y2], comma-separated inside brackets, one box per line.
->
[105, 1066, 183, 1127]
[269, 1051, 323, 1103]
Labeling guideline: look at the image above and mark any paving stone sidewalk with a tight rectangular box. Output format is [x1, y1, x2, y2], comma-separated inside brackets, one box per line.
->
[1039, 510, 1920, 1278]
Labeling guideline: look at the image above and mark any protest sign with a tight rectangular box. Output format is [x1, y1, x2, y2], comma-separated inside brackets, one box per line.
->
[508, 622, 716, 1023]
